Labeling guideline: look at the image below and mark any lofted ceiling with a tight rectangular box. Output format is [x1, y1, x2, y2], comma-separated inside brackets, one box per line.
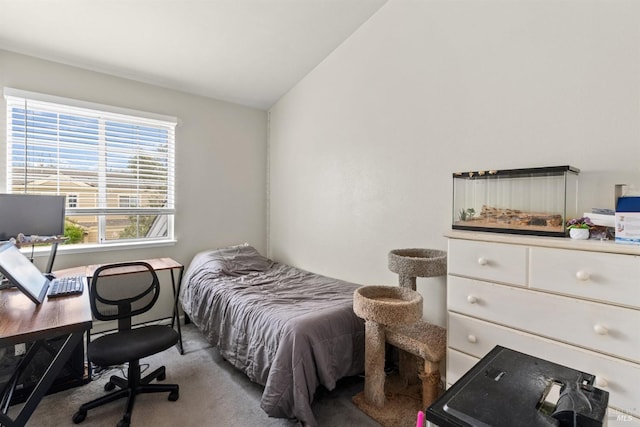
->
[0, 0, 387, 110]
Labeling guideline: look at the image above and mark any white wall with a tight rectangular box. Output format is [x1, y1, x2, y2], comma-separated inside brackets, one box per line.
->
[0, 49, 268, 319]
[268, 0, 640, 327]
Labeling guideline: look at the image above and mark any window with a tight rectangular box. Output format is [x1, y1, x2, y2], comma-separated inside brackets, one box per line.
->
[4, 88, 177, 246]
[67, 194, 78, 208]
[119, 195, 138, 208]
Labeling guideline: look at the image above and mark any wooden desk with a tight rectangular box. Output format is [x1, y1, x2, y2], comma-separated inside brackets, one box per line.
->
[55, 258, 185, 355]
[0, 284, 92, 427]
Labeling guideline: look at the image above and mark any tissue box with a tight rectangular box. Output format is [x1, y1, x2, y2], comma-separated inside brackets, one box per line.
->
[615, 197, 640, 245]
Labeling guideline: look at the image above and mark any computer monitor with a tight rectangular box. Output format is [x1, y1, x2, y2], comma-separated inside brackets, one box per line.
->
[0, 242, 49, 304]
[0, 194, 66, 241]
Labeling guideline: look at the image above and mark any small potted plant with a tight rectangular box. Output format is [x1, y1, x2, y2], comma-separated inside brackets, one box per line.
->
[566, 216, 594, 240]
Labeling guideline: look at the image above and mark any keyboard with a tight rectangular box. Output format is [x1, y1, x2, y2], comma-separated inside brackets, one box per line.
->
[48, 276, 84, 298]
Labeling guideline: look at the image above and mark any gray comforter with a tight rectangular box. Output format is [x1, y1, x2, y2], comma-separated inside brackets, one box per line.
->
[179, 245, 365, 426]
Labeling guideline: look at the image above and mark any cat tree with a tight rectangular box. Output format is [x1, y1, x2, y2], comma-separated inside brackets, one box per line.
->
[352, 248, 447, 427]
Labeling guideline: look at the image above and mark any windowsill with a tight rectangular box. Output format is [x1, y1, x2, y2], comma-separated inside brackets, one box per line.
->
[24, 239, 178, 258]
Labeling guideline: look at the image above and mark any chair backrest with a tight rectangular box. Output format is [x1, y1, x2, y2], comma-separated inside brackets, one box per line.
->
[90, 261, 160, 331]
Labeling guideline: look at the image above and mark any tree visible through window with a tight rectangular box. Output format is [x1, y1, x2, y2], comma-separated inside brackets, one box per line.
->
[4, 88, 176, 245]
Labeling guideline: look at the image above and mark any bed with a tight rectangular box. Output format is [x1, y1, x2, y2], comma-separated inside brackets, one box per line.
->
[179, 244, 365, 426]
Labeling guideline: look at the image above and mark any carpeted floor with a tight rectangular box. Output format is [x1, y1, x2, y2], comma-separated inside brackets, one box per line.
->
[11, 324, 381, 427]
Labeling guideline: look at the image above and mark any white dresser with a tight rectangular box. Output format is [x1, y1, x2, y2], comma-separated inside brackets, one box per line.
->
[446, 231, 640, 426]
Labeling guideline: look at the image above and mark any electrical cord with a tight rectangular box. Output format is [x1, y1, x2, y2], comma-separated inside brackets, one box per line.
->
[90, 362, 151, 381]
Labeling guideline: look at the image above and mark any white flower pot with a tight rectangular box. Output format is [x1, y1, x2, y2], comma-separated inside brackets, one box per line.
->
[569, 228, 590, 240]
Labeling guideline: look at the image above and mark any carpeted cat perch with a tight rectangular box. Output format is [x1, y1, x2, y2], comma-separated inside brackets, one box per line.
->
[352, 249, 447, 427]
[388, 248, 447, 291]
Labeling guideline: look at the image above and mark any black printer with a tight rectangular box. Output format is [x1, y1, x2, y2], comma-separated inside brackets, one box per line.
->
[426, 346, 609, 427]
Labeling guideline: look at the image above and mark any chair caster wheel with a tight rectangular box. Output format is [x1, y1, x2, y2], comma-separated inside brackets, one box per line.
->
[104, 382, 115, 391]
[157, 372, 166, 381]
[72, 410, 86, 424]
[168, 391, 179, 401]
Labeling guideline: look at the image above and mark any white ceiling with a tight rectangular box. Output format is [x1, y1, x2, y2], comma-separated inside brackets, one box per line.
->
[0, 0, 387, 110]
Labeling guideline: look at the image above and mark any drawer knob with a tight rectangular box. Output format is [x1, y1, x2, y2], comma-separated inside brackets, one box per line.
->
[467, 334, 477, 343]
[593, 324, 608, 335]
[467, 295, 478, 304]
[595, 376, 608, 388]
[575, 270, 590, 281]
[477, 257, 488, 266]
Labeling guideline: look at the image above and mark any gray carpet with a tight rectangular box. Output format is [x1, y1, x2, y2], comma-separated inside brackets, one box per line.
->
[13, 324, 381, 427]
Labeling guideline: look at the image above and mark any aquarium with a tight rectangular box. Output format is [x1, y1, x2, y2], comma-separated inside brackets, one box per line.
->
[452, 166, 579, 237]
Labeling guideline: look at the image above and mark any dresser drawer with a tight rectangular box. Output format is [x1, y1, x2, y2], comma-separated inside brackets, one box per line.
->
[448, 239, 527, 286]
[448, 313, 640, 415]
[445, 348, 479, 388]
[530, 247, 640, 308]
[448, 276, 640, 363]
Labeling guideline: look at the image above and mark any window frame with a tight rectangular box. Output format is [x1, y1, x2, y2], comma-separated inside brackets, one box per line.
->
[4, 88, 178, 248]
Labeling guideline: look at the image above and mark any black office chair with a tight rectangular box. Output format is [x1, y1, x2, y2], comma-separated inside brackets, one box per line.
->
[73, 262, 179, 427]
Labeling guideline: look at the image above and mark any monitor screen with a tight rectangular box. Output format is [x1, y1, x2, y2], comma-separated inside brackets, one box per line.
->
[0, 194, 66, 241]
[0, 242, 49, 304]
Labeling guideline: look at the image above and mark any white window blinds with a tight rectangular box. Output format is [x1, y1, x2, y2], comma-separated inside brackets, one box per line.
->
[4, 88, 177, 244]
